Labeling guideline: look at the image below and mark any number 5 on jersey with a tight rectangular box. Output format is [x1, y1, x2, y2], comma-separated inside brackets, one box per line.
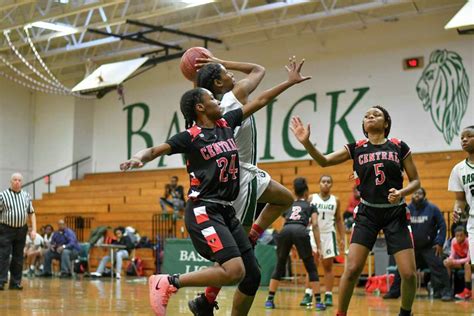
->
[217, 154, 238, 183]
[373, 163, 386, 185]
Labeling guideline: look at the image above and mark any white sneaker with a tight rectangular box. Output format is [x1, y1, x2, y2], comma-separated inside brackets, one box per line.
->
[91, 272, 102, 277]
[116, 273, 121, 279]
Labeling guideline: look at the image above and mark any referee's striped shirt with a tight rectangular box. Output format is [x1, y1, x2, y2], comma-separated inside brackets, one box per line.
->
[0, 189, 35, 227]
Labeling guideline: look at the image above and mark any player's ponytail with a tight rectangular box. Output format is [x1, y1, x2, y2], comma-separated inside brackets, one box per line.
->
[180, 88, 204, 129]
[196, 63, 222, 93]
[362, 105, 392, 138]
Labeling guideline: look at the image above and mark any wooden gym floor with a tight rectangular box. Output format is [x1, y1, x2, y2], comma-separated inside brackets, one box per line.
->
[0, 277, 472, 315]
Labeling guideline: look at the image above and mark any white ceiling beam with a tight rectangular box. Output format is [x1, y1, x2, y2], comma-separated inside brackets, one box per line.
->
[0, 0, 126, 33]
[218, 1, 402, 39]
[0, 0, 215, 52]
[0, 0, 35, 13]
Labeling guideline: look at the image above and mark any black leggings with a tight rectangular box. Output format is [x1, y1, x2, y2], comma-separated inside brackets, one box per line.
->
[272, 224, 319, 282]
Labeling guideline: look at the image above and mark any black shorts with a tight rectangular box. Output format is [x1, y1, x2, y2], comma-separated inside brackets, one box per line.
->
[277, 224, 313, 260]
[350, 203, 413, 255]
[185, 200, 252, 265]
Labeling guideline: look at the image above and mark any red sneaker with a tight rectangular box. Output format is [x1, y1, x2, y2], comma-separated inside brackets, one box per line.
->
[148, 274, 178, 315]
[454, 288, 472, 300]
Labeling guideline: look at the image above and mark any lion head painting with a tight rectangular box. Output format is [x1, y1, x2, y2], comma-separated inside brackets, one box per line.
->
[416, 49, 470, 144]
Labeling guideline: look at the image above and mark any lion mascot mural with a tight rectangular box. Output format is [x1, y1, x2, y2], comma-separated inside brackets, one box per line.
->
[416, 49, 470, 144]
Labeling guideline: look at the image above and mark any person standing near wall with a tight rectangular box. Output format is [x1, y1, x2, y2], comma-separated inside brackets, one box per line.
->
[450, 125, 474, 300]
[0, 173, 37, 290]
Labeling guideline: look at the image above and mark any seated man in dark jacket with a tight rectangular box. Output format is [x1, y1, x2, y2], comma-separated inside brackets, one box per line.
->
[384, 188, 452, 301]
[91, 226, 134, 279]
[41, 219, 80, 277]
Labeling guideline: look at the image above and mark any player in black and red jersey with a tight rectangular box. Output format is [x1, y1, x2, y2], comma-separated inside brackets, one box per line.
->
[120, 57, 310, 316]
[264, 177, 325, 311]
[290, 106, 420, 316]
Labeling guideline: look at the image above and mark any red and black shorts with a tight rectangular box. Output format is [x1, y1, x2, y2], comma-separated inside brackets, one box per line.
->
[350, 203, 413, 255]
[184, 200, 252, 265]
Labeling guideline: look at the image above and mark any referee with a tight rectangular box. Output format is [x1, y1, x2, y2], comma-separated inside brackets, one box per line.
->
[0, 173, 37, 290]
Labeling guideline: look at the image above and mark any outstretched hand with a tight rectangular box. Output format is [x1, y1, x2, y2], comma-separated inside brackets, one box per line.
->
[120, 158, 144, 171]
[290, 116, 311, 143]
[285, 56, 311, 84]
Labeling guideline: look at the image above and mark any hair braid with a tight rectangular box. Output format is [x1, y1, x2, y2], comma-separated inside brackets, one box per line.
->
[180, 88, 204, 129]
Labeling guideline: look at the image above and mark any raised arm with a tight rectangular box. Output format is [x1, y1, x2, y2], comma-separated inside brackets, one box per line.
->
[241, 57, 311, 119]
[290, 116, 350, 167]
[120, 144, 172, 171]
[195, 56, 265, 103]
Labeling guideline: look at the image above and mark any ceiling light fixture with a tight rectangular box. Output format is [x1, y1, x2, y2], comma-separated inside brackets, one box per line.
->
[29, 21, 78, 33]
[445, 0, 474, 34]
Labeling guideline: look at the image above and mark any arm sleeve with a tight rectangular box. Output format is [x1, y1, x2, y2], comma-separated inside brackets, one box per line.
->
[177, 186, 185, 200]
[449, 241, 455, 260]
[344, 143, 355, 160]
[165, 131, 192, 155]
[65, 230, 78, 249]
[222, 108, 243, 130]
[433, 206, 447, 246]
[125, 236, 135, 250]
[311, 205, 318, 215]
[448, 165, 463, 192]
[400, 141, 411, 160]
[453, 255, 470, 265]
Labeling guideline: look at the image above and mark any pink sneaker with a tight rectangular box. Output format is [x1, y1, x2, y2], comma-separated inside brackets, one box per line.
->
[148, 274, 178, 315]
[455, 288, 472, 300]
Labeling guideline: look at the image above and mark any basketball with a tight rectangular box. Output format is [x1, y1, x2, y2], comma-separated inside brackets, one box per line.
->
[180, 47, 213, 82]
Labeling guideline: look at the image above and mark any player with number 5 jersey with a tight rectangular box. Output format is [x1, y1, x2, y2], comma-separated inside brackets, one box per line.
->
[290, 105, 421, 316]
[120, 57, 310, 316]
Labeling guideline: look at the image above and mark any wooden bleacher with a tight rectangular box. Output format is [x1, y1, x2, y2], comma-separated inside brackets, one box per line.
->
[33, 150, 465, 278]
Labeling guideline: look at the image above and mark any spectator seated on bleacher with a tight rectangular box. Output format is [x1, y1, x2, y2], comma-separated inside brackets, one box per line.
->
[39, 220, 80, 278]
[159, 176, 185, 218]
[91, 226, 135, 279]
[23, 227, 44, 277]
[444, 226, 472, 300]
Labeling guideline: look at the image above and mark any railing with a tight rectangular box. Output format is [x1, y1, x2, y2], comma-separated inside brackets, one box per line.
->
[23, 156, 91, 199]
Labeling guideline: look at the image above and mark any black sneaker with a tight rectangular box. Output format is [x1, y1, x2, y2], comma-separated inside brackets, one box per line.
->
[441, 289, 453, 302]
[188, 293, 219, 316]
[0, 283, 4, 291]
[59, 273, 72, 279]
[38, 272, 53, 278]
[383, 291, 400, 299]
[9, 283, 23, 290]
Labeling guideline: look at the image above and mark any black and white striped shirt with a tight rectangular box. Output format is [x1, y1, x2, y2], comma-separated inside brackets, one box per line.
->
[0, 189, 35, 227]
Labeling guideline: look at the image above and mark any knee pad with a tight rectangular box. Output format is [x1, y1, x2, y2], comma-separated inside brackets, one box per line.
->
[302, 256, 319, 282]
[238, 249, 261, 296]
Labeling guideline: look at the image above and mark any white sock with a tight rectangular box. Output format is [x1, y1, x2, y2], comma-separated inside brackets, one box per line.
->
[305, 288, 313, 295]
[30, 265, 35, 270]
[325, 291, 332, 295]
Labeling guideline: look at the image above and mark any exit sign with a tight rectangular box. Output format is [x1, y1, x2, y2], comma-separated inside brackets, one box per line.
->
[403, 57, 424, 70]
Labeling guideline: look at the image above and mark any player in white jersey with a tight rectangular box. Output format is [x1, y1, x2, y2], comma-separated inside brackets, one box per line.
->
[190, 56, 295, 315]
[450, 126, 474, 271]
[300, 175, 345, 307]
